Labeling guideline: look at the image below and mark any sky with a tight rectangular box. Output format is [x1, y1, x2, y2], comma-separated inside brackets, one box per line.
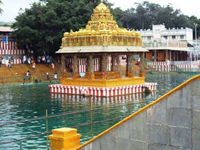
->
[0, 0, 200, 22]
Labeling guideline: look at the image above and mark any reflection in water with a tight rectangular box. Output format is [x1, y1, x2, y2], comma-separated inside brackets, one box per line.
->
[51, 91, 155, 105]
[0, 73, 198, 149]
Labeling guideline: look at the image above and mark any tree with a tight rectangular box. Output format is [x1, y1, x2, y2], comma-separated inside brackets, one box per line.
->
[12, 0, 113, 56]
[0, 0, 3, 14]
[119, 1, 195, 30]
[188, 16, 200, 39]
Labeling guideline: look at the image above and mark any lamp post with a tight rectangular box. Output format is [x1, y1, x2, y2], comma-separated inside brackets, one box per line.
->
[194, 23, 198, 61]
[195, 23, 198, 48]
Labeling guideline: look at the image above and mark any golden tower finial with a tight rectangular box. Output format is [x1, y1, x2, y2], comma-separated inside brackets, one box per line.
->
[101, 0, 103, 3]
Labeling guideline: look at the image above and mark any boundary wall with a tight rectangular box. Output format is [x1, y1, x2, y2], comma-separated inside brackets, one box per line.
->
[147, 61, 200, 72]
[79, 74, 200, 150]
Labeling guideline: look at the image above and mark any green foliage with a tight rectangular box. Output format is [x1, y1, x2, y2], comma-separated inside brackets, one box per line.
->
[12, 0, 200, 56]
[0, 21, 12, 26]
[117, 1, 200, 38]
[0, 0, 3, 14]
[12, 0, 105, 55]
[119, 1, 193, 30]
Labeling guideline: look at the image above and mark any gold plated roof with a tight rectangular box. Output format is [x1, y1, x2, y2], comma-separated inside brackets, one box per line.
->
[61, 1, 143, 48]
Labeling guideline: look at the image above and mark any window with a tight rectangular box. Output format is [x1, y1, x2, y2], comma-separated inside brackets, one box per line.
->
[164, 36, 168, 39]
[147, 36, 151, 40]
[180, 35, 184, 39]
[172, 35, 176, 39]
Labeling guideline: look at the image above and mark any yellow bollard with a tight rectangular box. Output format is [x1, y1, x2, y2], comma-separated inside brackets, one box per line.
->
[48, 127, 81, 150]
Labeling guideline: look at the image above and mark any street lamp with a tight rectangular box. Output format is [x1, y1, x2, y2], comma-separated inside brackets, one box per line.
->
[194, 23, 198, 48]
[194, 23, 198, 61]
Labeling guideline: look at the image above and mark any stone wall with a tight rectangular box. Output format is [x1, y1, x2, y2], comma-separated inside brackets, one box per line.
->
[80, 78, 200, 150]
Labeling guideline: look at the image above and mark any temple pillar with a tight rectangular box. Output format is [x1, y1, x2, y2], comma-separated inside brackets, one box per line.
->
[116, 55, 122, 78]
[99, 56, 102, 71]
[88, 55, 94, 80]
[102, 55, 109, 79]
[139, 53, 145, 77]
[165, 50, 168, 61]
[111, 55, 116, 71]
[72, 55, 79, 79]
[154, 50, 157, 62]
[170, 50, 172, 61]
[176, 51, 179, 61]
[61, 54, 66, 74]
[174, 51, 176, 61]
[127, 54, 134, 78]
[186, 52, 189, 61]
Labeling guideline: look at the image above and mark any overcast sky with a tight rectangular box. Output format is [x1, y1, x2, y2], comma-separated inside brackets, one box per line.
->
[1, 0, 200, 22]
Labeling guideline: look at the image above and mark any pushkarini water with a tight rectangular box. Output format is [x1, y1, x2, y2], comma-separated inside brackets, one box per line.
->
[0, 73, 198, 149]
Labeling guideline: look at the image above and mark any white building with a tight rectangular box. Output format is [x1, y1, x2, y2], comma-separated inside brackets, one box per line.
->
[135, 25, 200, 72]
[0, 26, 25, 65]
[137, 24, 193, 42]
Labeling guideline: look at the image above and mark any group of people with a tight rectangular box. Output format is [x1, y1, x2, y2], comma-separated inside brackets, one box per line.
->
[7, 56, 14, 68]
[21, 55, 55, 70]
[0, 57, 3, 67]
[21, 55, 35, 64]
[24, 70, 58, 84]
[0, 55, 17, 68]
[36, 55, 51, 64]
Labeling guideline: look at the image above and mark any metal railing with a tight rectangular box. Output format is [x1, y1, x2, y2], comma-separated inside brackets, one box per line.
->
[0, 98, 153, 149]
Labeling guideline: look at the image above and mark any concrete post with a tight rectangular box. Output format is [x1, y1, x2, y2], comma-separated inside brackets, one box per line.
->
[48, 127, 81, 150]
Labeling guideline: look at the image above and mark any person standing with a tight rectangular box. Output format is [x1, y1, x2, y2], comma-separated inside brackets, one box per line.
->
[21, 56, 23, 64]
[32, 62, 36, 69]
[34, 71, 38, 83]
[51, 63, 55, 69]
[26, 70, 31, 82]
[23, 55, 27, 64]
[46, 72, 50, 80]
[54, 71, 57, 79]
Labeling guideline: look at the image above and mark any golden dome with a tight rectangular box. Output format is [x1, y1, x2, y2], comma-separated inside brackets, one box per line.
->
[62, 1, 143, 47]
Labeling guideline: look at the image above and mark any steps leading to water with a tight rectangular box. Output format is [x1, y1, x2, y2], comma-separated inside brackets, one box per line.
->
[0, 64, 61, 77]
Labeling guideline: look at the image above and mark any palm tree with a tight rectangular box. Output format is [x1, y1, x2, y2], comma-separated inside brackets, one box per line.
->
[0, 0, 3, 14]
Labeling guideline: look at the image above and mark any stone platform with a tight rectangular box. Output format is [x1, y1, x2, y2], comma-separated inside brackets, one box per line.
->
[48, 82, 157, 97]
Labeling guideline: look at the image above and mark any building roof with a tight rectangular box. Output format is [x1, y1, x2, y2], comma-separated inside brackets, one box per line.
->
[57, 46, 148, 53]
[146, 47, 191, 51]
[0, 26, 14, 32]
